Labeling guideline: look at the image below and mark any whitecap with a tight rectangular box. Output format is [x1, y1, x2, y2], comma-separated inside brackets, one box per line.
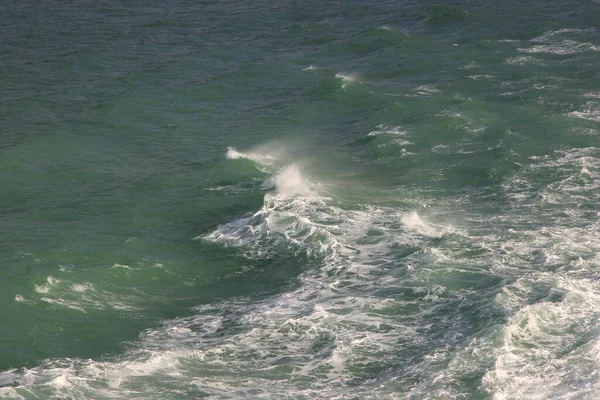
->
[467, 74, 495, 80]
[71, 283, 92, 293]
[111, 263, 137, 270]
[411, 85, 441, 95]
[335, 72, 360, 89]
[518, 40, 599, 55]
[569, 102, 600, 122]
[367, 124, 408, 137]
[505, 55, 543, 65]
[531, 27, 598, 43]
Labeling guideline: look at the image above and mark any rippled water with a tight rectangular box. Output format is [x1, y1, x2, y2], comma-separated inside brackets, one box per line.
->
[1, 1, 600, 399]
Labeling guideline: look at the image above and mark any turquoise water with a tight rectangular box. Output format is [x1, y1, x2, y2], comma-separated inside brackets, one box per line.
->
[1, 1, 600, 398]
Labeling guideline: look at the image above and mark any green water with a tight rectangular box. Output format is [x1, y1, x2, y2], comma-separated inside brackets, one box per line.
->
[1, 1, 600, 398]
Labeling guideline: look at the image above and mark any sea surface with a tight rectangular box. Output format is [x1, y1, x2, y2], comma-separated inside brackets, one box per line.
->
[1, 1, 600, 399]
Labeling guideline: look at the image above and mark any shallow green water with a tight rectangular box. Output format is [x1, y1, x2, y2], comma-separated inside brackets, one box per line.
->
[1, 1, 600, 398]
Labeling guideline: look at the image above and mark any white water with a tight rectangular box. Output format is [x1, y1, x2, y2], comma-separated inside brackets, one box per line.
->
[3, 145, 600, 399]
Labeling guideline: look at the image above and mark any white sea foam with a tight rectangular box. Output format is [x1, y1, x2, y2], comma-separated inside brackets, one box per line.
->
[467, 74, 495, 80]
[335, 73, 360, 89]
[505, 56, 543, 66]
[35, 276, 59, 294]
[23, 274, 139, 313]
[519, 28, 600, 56]
[572, 127, 600, 136]
[376, 138, 413, 148]
[367, 124, 408, 137]
[457, 148, 600, 399]
[378, 25, 411, 34]
[5, 145, 600, 399]
[335, 73, 358, 82]
[479, 239, 600, 395]
[570, 110, 600, 122]
[504, 147, 600, 208]
[484, 276, 600, 399]
[519, 40, 599, 55]
[531, 28, 598, 43]
[34, 285, 50, 294]
[411, 85, 441, 95]
[71, 283, 92, 293]
[432, 144, 475, 155]
[0, 387, 25, 399]
[41, 297, 87, 313]
[436, 110, 463, 119]
[178, 155, 475, 398]
[202, 164, 332, 255]
[111, 263, 135, 270]
[569, 102, 600, 122]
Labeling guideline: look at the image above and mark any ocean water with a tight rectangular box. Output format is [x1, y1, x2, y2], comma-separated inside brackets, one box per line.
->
[1, 1, 600, 398]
